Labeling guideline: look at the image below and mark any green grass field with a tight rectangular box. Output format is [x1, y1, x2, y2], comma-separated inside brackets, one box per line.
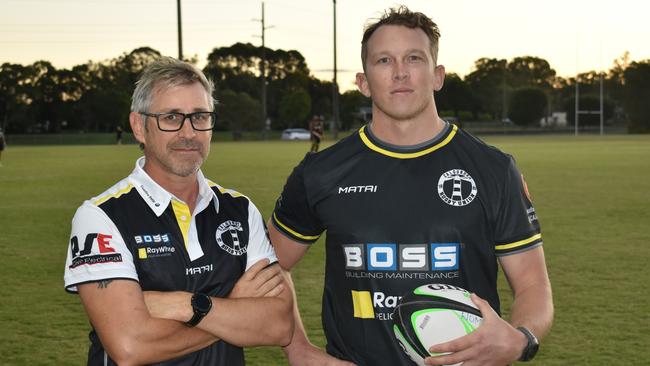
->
[1, 135, 649, 365]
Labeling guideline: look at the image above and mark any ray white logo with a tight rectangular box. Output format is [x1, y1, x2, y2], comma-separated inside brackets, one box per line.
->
[350, 290, 402, 320]
[338, 185, 378, 194]
[216, 220, 247, 256]
[437, 169, 477, 207]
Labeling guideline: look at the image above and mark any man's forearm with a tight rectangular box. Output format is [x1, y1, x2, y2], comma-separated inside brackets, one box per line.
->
[509, 282, 554, 340]
[113, 318, 217, 365]
[147, 291, 293, 347]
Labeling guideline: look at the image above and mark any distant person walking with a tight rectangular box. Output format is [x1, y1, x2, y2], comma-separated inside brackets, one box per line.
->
[308, 115, 324, 153]
[116, 125, 124, 144]
[0, 129, 6, 167]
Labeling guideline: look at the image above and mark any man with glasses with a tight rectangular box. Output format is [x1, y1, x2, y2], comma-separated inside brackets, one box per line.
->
[64, 57, 293, 365]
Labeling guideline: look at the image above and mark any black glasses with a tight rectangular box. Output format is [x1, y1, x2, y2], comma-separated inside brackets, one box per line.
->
[141, 111, 216, 132]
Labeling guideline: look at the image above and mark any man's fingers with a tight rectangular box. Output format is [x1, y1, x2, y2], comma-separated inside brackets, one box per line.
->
[257, 272, 285, 296]
[251, 262, 282, 284]
[241, 258, 271, 280]
[428, 332, 472, 355]
[470, 293, 495, 320]
[425, 347, 474, 366]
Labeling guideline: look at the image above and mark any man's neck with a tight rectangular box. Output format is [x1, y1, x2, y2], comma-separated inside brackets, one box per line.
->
[370, 107, 445, 146]
[143, 162, 200, 213]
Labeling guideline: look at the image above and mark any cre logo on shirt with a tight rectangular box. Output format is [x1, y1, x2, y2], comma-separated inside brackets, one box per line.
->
[216, 220, 247, 256]
[69, 233, 122, 269]
[343, 243, 459, 271]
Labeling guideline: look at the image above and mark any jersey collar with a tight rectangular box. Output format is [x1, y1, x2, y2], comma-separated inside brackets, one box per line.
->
[358, 122, 457, 159]
[130, 157, 217, 217]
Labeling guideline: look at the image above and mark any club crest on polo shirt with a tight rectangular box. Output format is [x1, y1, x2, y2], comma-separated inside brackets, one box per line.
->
[215, 220, 247, 255]
[437, 169, 478, 207]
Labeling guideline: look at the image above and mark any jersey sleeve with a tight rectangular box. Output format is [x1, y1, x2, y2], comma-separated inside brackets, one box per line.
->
[493, 158, 543, 256]
[63, 202, 138, 293]
[271, 156, 324, 244]
[245, 200, 278, 270]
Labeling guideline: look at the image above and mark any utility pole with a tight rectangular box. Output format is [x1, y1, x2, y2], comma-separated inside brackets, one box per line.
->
[177, 0, 183, 60]
[575, 79, 579, 136]
[599, 73, 604, 136]
[331, 0, 340, 138]
[254, 1, 273, 138]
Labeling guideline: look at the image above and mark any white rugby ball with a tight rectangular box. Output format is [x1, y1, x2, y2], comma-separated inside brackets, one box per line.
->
[392, 284, 482, 366]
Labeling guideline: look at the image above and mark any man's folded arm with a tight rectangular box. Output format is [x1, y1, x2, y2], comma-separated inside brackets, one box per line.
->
[78, 279, 217, 366]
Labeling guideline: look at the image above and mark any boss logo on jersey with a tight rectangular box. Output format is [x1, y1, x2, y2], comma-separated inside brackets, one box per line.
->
[216, 220, 247, 256]
[437, 169, 478, 207]
[134, 233, 171, 244]
[350, 290, 402, 320]
[343, 243, 460, 278]
[69, 233, 122, 269]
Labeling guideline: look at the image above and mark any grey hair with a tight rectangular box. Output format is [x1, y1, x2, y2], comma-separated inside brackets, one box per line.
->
[131, 56, 215, 113]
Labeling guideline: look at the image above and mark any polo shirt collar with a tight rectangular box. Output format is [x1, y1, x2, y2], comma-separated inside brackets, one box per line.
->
[130, 157, 217, 217]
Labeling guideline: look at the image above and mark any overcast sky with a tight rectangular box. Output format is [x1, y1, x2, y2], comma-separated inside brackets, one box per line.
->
[1, 0, 648, 91]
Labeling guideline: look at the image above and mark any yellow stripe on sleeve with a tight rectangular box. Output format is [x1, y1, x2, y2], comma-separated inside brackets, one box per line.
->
[272, 212, 320, 241]
[495, 233, 542, 251]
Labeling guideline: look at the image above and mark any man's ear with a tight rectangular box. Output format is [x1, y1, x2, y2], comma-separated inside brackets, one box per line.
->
[356, 72, 371, 98]
[129, 112, 146, 144]
[433, 64, 446, 92]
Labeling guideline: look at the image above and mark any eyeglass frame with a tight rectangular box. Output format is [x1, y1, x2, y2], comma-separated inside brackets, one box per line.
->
[140, 111, 217, 132]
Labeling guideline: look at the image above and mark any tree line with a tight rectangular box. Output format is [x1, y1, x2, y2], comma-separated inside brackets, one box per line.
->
[1, 46, 649, 135]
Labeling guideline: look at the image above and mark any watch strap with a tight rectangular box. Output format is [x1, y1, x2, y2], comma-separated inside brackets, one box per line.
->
[185, 293, 212, 327]
[517, 326, 539, 362]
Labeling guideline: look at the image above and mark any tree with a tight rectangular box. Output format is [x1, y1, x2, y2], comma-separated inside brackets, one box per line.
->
[507, 56, 556, 90]
[508, 88, 547, 126]
[562, 95, 614, 127]
[0, 63, 31, 132]
[217, 89, 262, 138]
[623, 60, 650, 133]
[465, 58, 508, 120]
[278, 89, 311, 129]
[435, 73, 474, 119]
[340, 90, 370, 130]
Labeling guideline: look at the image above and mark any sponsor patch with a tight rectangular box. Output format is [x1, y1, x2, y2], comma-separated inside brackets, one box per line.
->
[69, 233, 122, 268]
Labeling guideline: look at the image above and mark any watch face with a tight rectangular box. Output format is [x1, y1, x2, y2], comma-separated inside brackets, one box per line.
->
[193, 294, 212, 313]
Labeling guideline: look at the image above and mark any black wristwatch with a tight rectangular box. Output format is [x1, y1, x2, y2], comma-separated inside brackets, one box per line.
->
[185, 293, 212, 327]
[517, 326, 539, 362]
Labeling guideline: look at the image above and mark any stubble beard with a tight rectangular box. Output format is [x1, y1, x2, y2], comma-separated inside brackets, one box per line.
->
[153, 139, 208, 178]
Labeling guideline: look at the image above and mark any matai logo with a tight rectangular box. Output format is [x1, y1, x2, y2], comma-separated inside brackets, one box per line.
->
[216, 220, 247, 255]
[437, 169, 477, 207]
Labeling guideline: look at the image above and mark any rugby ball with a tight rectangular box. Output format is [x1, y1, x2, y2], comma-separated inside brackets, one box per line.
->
[392, 284, 482, 366]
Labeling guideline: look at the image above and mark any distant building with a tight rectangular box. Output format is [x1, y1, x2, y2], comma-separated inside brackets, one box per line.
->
[540, 112, 567, 127]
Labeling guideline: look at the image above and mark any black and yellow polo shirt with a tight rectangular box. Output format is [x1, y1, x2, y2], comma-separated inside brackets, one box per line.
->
[272, 122, 543, 366]
[64, 157, 276, 366]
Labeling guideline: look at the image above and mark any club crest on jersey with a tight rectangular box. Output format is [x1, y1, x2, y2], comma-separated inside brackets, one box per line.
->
[437, 169, 478, 207]
[215, 220, 247, 256]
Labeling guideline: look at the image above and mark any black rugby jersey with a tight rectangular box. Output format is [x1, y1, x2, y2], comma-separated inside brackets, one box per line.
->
[64, 157, 276, 366]
[272, 123, 542, 366]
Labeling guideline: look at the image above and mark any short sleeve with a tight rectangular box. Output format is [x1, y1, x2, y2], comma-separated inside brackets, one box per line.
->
[245, 200, 278, 270]
[493, 158, 543, 256]
[271, 156, 324, 244]
[63, 202, 138, 293]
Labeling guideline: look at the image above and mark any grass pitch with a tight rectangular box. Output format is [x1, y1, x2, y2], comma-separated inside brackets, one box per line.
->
[0, 134, 648, 365]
